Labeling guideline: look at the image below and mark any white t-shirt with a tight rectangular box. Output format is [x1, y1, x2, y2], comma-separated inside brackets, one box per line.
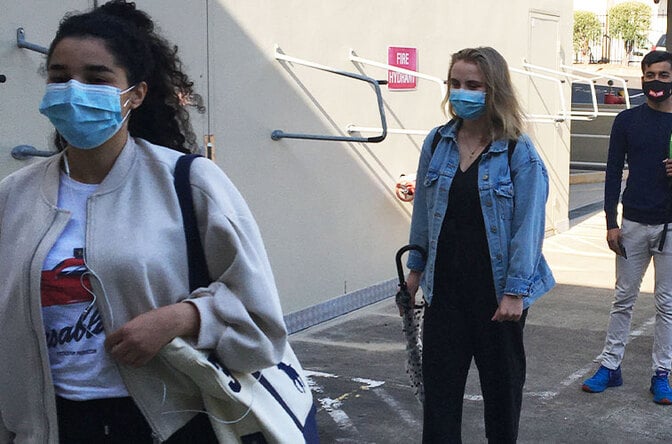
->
[41, 171, 128, 400]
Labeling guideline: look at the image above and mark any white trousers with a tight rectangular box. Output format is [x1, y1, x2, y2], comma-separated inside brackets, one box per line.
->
[598, 219, 672, 372]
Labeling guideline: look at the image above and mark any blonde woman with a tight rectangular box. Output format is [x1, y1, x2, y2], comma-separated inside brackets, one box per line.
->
[404, 47, 555, 443]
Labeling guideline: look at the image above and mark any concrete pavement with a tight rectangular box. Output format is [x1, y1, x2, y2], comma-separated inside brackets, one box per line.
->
[290, 184, 670, 443]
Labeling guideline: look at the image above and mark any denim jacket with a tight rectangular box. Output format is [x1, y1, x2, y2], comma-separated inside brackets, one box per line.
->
[407, 121, 555, 308]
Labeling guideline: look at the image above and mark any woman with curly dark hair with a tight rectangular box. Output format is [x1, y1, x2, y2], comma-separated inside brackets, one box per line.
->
[0, 1, 289, 442]
[49, 0, 204, 152]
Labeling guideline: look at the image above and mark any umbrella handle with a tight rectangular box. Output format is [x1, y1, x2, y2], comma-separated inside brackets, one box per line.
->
[395, 244, 427, 285]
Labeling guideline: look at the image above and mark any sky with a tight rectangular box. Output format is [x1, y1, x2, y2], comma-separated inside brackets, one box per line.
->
[573, 0, 664, 15]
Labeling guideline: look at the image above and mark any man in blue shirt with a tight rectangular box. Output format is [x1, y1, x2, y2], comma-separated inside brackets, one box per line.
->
[582, 51, 672, 405]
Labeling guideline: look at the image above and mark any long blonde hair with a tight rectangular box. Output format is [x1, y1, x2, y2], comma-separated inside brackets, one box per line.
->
[440, 47, 525, 140]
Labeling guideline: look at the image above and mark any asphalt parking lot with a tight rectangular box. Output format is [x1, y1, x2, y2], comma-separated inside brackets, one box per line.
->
[290, 185, 672, 443]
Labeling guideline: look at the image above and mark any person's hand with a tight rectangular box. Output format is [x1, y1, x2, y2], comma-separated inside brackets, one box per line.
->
[105, 302, 199, 367]
[664, 158, 672, 177]
[491, 295, 523, 322]
[398, 270, 422, 315]
[606, 227, 624, 256]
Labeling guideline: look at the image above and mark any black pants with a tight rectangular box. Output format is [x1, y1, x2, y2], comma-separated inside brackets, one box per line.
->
[56, 396, 218, 443]
[421, 294, 527, 444]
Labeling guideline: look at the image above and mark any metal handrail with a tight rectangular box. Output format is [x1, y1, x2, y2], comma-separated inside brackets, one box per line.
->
[346, 49, 443, 137]
[347, 125, 429, 136]
[346, 65, 575, 135]
[560, 63, 631, 109]
[346, 65, 573, 136]
[522, 62, 600, 119]
[348, 48, 448, 98]
[523, 61, 631, 118]
[11, 145, 55, 160]
[16, 28, 48, 55]
[508, 67, 574, 122]
[271, 46, 387, 143]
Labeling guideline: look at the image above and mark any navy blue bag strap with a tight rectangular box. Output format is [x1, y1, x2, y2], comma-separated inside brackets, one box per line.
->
[174, 154, 211, 292]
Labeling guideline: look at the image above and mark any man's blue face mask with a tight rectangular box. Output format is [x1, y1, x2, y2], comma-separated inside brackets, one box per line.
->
[39, 79, 134, 149]
[449, 89, 486, 120]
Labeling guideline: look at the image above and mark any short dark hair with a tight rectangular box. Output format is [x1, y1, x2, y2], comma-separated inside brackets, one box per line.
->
[641, 51, 672, 73]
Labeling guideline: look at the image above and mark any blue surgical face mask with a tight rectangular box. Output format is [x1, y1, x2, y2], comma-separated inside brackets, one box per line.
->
[39, 79, 134, 149]
[449, 88, 487, 120]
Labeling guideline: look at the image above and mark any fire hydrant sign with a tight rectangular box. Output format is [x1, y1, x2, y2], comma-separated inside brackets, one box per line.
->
[388, 46, 417, 90]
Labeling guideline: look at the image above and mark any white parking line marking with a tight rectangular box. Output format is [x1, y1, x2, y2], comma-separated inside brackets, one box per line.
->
[561, 364, 597, 387]
[304, 370, 339, 379]
[372, 387, 419, 427]
[526, 391, 558, 400]
[559, 315, 657, 392]
[629, 316, 655, 337]
[318, 397, 359, 433]
[307, 371, 421, 430]
[305, 372, 360, 434]
[352, 377, 385, 389]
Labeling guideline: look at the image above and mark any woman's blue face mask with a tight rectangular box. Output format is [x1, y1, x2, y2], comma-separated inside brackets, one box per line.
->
[449, 89, 486, 120]
[39, 79, 134, 149]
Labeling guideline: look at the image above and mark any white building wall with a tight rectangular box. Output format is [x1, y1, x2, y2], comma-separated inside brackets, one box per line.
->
[0, 0, 572, 329]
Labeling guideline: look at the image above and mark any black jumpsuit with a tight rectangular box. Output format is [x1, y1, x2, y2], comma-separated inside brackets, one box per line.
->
[422, 155, 527, 444]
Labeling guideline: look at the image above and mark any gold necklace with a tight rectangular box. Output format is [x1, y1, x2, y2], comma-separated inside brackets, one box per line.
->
[460, 142, 484, 159]
[459, 137, 491, 158]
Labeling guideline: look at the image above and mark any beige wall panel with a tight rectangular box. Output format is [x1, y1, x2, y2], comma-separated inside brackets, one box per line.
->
[133, 0, 209, 147]
[0, 0, 92, 178]
[1, 1, 573, 317]
[204, 0, 573, 313]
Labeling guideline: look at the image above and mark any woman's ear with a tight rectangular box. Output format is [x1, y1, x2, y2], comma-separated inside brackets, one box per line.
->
[128, 81, 148, 109]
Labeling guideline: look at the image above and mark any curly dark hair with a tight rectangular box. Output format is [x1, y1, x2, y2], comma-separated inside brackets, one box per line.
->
[48, 0, 205, 153]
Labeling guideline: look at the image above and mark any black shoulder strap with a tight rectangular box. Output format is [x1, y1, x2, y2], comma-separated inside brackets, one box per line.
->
[174, 154, 211, 292]
[430, 125, 444, 156]
[507, 139, 517, 166]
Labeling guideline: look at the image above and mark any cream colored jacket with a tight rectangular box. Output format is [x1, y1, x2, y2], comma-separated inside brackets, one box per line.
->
[0, 137, 287, 443]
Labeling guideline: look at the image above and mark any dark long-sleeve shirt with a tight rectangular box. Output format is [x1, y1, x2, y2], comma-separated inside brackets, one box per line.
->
[604, 104, 672, 229]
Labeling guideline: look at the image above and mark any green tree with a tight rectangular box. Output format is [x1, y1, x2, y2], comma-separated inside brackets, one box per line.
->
[574, 10, 602, 62]
[607, 1, 651, 61]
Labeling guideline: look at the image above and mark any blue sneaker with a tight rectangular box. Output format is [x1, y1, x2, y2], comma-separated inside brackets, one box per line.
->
[582, 365, 623, 393]
[650, 369, 672, 405]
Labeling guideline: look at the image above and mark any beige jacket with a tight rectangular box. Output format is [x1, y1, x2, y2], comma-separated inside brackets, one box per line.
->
[0, 137, 287, 443]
